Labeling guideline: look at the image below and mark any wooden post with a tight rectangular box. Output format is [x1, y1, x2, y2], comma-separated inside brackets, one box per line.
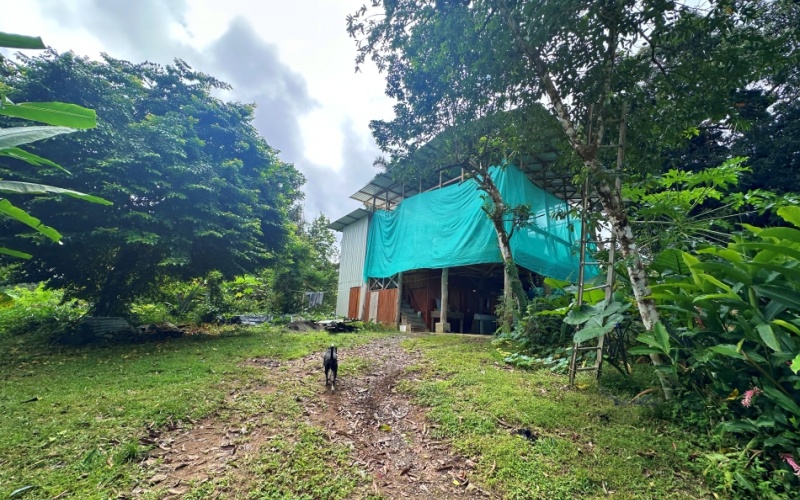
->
[440, 267, 449, 332]
[396, 272, 403, 327]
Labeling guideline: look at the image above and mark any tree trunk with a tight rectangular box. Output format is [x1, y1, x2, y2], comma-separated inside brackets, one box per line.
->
[496, 1, 674, 399]
[440, 267, 449, 332]
[593, 173, 674, 400]
[93, 246, 134, 317]
[479, 174, 528, 331]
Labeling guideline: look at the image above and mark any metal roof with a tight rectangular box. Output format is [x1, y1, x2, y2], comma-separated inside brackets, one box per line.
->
[328, 208, 371, 232]
[329, 154, 583, 232]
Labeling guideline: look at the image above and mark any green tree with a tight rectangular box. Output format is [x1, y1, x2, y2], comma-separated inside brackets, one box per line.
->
[348, 0, 798, 397]
[270, 214, 339, 314]
[1, 52, 304, 316]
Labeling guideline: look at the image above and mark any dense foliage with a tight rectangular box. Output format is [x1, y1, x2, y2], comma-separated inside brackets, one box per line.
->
[0, 52, 305, 315]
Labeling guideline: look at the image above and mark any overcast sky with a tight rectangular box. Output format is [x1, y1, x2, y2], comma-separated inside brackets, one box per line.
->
[6, 0, 394, 223]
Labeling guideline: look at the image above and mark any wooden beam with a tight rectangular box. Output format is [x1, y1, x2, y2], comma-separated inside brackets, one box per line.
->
[396, 272, 403, 326]
[440, 267, 449, 332]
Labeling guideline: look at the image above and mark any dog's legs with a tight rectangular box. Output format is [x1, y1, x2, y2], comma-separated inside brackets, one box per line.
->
[325, 367, 330, 387]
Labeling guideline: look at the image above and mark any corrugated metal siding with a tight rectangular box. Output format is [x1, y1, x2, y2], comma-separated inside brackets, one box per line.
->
[335, 215, 370, 317]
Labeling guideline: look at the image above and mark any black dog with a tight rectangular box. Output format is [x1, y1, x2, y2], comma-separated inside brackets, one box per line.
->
[323, 345, 338, 390]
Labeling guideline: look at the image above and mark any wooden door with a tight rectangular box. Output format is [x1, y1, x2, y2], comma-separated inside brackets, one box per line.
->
[347, 287, 360, 319]
[376, 288, 398, 324]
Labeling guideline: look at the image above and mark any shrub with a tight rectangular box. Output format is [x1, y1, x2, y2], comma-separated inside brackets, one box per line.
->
[631, 206, 800, 495]
[0, 284, 88, 336]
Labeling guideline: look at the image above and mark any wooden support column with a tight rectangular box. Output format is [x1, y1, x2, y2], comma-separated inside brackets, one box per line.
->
[440, 267, 450, 332]
[395, 272, 403, 327]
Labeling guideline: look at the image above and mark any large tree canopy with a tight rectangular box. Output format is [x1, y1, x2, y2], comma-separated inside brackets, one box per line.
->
[0, 52, 304, 315]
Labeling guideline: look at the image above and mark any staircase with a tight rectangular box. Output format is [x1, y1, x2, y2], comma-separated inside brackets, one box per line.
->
[400, 300, 428, 332]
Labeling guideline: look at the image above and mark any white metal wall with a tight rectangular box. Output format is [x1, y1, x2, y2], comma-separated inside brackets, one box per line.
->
[335, 215, 370, 317]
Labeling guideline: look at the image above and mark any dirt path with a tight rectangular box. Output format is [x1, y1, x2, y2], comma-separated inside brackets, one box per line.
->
[136, 335, 492, 498]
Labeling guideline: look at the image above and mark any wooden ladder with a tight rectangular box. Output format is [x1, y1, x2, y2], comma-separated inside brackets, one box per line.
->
[568, 103, 626, 386]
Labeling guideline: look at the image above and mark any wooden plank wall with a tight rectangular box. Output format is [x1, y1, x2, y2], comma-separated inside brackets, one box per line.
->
[376, 288, 398, 324]
[361, 291, 371, 321]
[347, 287, 360, 319]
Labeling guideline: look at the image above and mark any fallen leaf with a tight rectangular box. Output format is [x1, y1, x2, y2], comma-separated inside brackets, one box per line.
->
[378, 423, 392, 432]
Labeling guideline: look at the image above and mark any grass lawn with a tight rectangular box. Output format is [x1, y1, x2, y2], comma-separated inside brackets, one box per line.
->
[1, 329, 711, 498]
[401, 335, 711, 499]
[0, 327, 385, 499]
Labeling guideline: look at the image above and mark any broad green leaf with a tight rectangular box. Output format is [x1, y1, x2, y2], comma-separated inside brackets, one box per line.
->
[0, 181, 112, 205]
[0, 199, 61, 241]
[696, 247, 743, 263]
[693, 293, 747, 306]
[755, 323, 781, 352]
[635, 332, 664, 350]
[740, 243, 800, 263]
[0, 126, 75, 150]
[709, 344, 744, 359]
[653, 248, 690, 274]
[573, 323, 616, 343]
[740, 223, 762, 235]
[564, 304, 596, 325]
[0, 247, 32, 259]
[759, 227, 800, 244]
[628, 346, 665, 356]
[692, 262, 751, 286]
[762, 385, 800, 416]
[791, 354, 800, 374]
[582, 288, 605, 304]
[699, 274, 733, 293]
[0, 147, 70, 173]
[650, 282, 699, 293]
[778, 206, 800, 229]
[754, 263, 800, 283]
[753, 285, 800, 310]
[653, 322, 671, 352]
[544, 277, 570, 290]
[771, 319, 800, 336]
[0, 102, 96, 129]
[534, 306, 570, 316]
[0, 32, 45, 49]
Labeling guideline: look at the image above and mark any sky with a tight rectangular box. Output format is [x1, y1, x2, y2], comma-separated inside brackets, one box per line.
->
[4, 0, 394, 223]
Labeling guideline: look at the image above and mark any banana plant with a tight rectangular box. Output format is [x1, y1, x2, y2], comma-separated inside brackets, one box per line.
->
[0, 31, 109, 260]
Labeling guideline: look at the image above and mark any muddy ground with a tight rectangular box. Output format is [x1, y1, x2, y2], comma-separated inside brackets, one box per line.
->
[135, 336, 493, 498]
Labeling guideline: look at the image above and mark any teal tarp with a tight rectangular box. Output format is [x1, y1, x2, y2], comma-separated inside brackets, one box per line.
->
[363, 164, 588, 282]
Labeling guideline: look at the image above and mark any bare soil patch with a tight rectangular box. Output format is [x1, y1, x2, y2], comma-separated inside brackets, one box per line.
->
[135, 335, 493, 498]
[297, 336, 492, 498]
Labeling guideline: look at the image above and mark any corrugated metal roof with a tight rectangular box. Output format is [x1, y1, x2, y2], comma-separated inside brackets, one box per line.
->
[329, 154, 584, 232]
[328, 208, 371, 232]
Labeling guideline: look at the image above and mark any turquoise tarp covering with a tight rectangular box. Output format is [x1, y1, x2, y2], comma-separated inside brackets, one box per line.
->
[363, 164, 589, 282]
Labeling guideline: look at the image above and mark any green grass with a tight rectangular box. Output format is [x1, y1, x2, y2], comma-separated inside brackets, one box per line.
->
[0, 327, 387, 499]
[402, 334, 710, 499]
[2, 327, 714, 498]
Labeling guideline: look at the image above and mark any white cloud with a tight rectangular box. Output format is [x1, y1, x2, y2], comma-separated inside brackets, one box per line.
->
[2, 0, 395, 220]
